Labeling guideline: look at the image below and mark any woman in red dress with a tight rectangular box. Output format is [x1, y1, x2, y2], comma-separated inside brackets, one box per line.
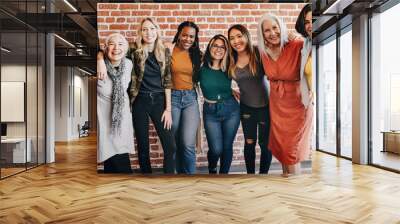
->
[257, 13, 313, 176]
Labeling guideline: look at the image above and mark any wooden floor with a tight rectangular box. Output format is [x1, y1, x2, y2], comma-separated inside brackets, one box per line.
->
[372, 150, 400, 171]
[1, 136, 400, 223]
[0, 167, 26, 178]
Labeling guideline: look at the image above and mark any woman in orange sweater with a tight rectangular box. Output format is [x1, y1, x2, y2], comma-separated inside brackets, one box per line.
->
[170, 21, 202, 174]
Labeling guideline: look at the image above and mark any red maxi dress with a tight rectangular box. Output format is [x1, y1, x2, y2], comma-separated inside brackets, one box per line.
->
[261, 40, 313, 165]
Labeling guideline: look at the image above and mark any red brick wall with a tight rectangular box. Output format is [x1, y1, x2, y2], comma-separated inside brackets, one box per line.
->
[97, 3, 305, 169]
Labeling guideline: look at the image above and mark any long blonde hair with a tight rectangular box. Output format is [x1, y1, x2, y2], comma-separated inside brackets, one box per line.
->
[135, 18, 166, 69]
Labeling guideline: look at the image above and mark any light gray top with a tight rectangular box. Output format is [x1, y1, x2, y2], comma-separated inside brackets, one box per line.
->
[97, 58, 135, 162]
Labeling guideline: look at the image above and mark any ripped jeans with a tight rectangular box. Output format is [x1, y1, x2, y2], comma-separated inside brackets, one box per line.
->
[240, 103, 272, 174]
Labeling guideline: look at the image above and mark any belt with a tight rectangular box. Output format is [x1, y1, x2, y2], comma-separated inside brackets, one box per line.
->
[203, 95, 232, 104]
[204, 97, 218, 104]
[138, 91, 164, 97]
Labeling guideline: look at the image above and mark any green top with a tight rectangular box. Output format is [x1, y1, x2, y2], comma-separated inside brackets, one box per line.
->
[198, 66, 232, 101]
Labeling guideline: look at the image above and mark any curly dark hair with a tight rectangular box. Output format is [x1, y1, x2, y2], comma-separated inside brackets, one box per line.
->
[172, 21, 202, 82]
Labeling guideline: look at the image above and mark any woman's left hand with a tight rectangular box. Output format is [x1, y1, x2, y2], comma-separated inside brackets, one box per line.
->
[161, 110, 172, 130]
[309, 91, 314, 106]
[288, 31, 302, 41]
[232, 89, 240, 102]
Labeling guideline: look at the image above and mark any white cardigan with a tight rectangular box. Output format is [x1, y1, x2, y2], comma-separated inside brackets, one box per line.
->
[299, 37, 312, 108]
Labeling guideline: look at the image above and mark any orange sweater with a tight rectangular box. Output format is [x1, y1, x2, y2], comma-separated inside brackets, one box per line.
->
[171, 47, 193, 90]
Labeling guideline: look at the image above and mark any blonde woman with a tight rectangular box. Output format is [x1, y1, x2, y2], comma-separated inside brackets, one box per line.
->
[257, 14, 313, 177]
[97, 18, 176, 174]
[97, 33, 134, 173]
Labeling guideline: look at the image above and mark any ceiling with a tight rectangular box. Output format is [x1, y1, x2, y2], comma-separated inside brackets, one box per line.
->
[0, 0, 306, 73]
[312, 0, 392, 43]
[6, 0, 392, 70]
[0, 0, 98, 72]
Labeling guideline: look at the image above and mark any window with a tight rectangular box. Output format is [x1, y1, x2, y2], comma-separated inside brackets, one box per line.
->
[317, 36, 337, 154]
[0, 1, 47, 179]
[339, 27, 352, 158]
[370, 2, 400, 171]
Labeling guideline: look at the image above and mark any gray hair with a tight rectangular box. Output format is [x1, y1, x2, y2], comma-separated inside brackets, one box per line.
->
[257, 13, 288, 56]
[104, 33, 129, 56]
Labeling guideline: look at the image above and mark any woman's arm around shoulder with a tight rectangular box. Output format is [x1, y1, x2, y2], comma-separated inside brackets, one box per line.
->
[163, 47, 173, 89]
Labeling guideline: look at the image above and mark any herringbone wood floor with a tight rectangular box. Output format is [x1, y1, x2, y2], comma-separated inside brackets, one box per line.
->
[1, 135, 400, 224]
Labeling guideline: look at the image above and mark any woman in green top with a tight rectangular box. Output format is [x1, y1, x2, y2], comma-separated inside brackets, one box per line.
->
[198, 34, 240, 174]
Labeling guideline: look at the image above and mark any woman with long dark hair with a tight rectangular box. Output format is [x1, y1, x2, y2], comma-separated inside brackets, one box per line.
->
[228, 24, 272, 174]
[170, 21, 202, 174]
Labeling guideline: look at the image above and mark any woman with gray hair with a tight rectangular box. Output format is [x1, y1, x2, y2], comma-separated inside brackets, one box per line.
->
[97, 33, 134, 173]
[257, 13, 313, 177]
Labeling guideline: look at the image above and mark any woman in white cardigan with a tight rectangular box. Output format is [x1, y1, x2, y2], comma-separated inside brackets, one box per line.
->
[97, 33, 134, 173]
[296, 4, 313, 108]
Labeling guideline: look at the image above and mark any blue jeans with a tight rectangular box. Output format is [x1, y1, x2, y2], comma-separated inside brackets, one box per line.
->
[171, 89, 200, 174]
[203, 97, 240, 174]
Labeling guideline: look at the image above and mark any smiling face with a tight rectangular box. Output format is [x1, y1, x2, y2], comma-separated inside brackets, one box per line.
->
[262, 18, 281, 47]
[106, 36, 126, 64]
[305, 11, 312, 38]
[177, 26, 196, 50]
[210, 39, 226, 61]
[141, 20, 158, 44]
[229, 28, 248, 53]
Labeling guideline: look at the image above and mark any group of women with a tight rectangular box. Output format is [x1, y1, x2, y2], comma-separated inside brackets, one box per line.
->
[97, 4, 313, 177]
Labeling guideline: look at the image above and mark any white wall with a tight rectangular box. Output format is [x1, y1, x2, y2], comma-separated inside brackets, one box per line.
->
[54, 66, 89, 141]
[1, 65, 31, 138]
[72, 73, 89, 138]
[55, 66, 70, 141]
[1, 63, 46, 163]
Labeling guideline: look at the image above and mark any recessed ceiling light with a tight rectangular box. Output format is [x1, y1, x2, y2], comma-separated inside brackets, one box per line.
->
[78, 67, 93, 76]
[54, 34, 75, 48]
[63, 0, 78, 12]
[1, 47, 11, 53]
[323, 0, 355, 15]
